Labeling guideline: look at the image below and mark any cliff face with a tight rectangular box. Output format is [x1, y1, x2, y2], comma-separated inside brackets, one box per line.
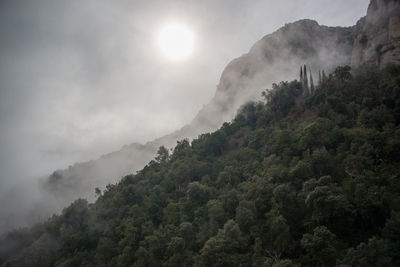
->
[351, 0, 400, 67]
[5, 0, 397, 233]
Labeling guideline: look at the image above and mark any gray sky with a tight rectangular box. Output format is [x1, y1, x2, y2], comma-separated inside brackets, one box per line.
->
[0, 0, 369, 192]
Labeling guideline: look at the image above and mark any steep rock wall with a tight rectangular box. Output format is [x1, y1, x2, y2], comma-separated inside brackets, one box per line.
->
[351, 0, 400, 67]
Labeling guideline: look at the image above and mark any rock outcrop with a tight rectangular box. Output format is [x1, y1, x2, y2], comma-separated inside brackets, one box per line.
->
[351, 0, 400, 67]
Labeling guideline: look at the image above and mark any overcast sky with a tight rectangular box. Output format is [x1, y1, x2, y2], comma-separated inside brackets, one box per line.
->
[0, 0, 369, 192]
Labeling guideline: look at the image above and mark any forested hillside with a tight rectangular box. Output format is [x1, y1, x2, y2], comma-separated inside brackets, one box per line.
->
[1, 64, 400, 266]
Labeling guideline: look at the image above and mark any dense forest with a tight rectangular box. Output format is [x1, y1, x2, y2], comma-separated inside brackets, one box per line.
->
[1, 64, 400, 266]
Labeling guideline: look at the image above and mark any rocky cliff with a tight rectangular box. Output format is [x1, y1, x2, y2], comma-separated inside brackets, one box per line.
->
[351, 0, 400, 67]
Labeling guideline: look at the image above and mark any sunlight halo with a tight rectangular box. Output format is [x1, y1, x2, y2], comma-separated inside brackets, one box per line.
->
[158, 23, 194, 61]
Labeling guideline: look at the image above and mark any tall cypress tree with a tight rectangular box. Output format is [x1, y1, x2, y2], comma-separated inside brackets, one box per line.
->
[300, 66, 303, 83]
[303, 65, 309, 95]
[318, 70, 322, 85]
[310, 71, 315, 94]
[322, 70, 327, 82]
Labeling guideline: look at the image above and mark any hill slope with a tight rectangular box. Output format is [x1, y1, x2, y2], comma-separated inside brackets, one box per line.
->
[1, 64, 400, 266]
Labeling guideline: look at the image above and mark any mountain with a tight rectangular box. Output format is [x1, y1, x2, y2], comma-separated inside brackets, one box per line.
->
[2, 61, 400, 266]
[1, 0, 399, 234]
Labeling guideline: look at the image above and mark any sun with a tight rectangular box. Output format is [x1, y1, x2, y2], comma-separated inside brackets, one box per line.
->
[158, 23, 194, 61]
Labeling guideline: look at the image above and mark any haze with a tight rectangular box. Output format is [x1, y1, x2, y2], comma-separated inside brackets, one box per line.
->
[0, 0, 368, 230]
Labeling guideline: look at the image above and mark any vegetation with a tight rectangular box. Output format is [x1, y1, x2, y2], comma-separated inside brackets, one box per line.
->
[1, 64, 400, 266]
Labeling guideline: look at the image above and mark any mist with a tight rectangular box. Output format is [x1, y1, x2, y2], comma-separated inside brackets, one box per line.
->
[0, 0, 369, 233]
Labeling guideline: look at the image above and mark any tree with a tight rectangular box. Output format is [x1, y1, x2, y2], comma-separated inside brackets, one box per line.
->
[333, 65, 351, 82]
[310, 70, 315, 94]
[207, 200, 226, 229]
[303, 65, 309, 94]
[155, 146, 169, 163]
[322, 70, 327, 82]
[264, 209, 291, 257]
[235, 200, 256, 233]
[95, 187, 102, 198]
[301, 226, 339, 266]
[300, 66, 304, 83]
[319, 70, 322, 85]
[340, 237, 391, 267]
[382, 211, 400, 263]
[186, 182, 211, 207]
[195, 220, 248, 267]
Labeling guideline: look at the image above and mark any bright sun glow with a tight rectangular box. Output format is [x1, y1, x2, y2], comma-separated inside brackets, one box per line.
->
[158, 23, 194, 61]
